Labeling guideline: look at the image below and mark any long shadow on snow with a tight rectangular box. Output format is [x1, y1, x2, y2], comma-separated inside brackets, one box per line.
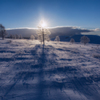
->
[30, 44, 61, 100]
[0, 44, 61, 100]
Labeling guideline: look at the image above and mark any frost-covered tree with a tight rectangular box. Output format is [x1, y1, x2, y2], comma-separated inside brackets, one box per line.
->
[70, 38, 75, 43]
[9, 34, 13, 39]
[46, 34, 50, 42]
[37, 25, 51, 45]
[15, 34, 19, 39]
[80, 36, 90, 45]
[0, 24, 7, 39]
[19, 34, 22, 39]
[55, 36, 60, 42]
[13, 35, 16, 39]
[30, 35, 35, 40]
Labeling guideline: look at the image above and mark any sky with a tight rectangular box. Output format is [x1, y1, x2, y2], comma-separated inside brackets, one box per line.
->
[0, 0, 100, 29]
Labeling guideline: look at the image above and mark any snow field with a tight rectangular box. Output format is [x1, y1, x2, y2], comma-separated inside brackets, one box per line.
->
[0, 39, 100, 100]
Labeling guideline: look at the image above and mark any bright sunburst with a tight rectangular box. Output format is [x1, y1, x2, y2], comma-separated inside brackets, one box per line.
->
[40, 20, 47, 28]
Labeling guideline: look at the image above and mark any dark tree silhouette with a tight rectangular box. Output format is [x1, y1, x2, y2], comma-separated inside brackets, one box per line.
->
[0, 24, 7, 39]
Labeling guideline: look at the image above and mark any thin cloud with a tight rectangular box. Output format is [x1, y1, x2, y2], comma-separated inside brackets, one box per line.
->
[94, 28, 100, 31]
[6, 27, 37, 30]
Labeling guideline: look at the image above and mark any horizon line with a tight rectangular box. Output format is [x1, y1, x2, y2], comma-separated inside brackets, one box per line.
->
[6, 26, 100, 32]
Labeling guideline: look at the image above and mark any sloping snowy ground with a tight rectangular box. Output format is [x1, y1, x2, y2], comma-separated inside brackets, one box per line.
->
[0, 39, 100, 100]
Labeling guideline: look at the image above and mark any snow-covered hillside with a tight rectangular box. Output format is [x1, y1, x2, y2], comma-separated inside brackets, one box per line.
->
[0, 39, 100, 100]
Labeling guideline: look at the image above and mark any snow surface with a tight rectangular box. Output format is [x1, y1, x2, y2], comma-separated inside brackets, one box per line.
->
[0, 39, 100, 100]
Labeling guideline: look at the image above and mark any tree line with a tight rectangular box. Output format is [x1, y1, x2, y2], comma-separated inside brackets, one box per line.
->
[54, 35, 90, 45]
[0, 24, 90, 45]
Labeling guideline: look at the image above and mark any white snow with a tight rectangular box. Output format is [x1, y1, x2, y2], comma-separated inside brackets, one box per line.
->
[0, 39, 100, 100]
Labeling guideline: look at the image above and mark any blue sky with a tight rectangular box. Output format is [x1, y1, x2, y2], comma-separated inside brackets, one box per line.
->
[0, 0, 100, 29]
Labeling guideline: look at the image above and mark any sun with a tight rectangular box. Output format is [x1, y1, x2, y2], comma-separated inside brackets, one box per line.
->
[40, 20, 47, 28]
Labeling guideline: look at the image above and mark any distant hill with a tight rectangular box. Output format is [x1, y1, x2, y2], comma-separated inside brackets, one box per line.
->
[7, 29, 37, 38]
[6, 27, 92, 38]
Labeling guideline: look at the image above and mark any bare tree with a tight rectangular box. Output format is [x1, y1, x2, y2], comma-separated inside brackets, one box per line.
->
[30, 35, 35, 40]
[70, 38, 75, 44]
[55, 36, 60, 42]
[0, 24, 7, 39]
[80, 36, 90, 45]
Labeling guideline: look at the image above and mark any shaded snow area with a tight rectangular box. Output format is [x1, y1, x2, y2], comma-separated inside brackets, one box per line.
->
[0, 39, 100, 100]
